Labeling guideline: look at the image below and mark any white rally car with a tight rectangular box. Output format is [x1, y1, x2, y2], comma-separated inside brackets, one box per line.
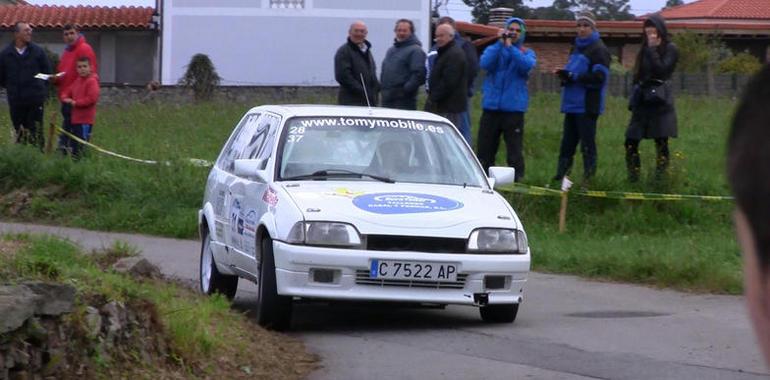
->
[198, 105, 530, 329]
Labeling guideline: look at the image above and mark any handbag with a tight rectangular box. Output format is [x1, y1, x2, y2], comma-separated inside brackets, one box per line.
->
[641, 79, 667, 105]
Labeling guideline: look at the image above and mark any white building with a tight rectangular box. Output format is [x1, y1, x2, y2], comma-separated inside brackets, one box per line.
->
[160, 0, 432, 86]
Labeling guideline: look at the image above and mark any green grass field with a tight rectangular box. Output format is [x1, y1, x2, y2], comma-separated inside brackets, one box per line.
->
[0, 92, 742, 293]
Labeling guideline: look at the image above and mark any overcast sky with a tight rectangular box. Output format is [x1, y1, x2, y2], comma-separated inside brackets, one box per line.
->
[27, 0, 694, 19]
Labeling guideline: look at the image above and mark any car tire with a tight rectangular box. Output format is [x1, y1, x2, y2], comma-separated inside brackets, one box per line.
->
[479, 303, 519, 323]
[256, 236, 293, 330]
[199, 229, 238, 300]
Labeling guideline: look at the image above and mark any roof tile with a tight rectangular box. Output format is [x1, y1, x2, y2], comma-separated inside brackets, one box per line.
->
[659, 0, 770, 20]
[0, 5, 154, 29]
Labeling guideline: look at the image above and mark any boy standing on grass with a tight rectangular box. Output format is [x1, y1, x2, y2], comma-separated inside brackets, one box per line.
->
[61, 57, 99, 160]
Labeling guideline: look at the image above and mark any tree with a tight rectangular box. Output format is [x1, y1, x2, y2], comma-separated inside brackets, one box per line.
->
[179, 54, 221, 102]
[526, 0, 634, 21]
[575, 0, 635, 20]
[665, 0, 684, 7]
[530, 0, 576, 20]
[461, 0, 531, 24]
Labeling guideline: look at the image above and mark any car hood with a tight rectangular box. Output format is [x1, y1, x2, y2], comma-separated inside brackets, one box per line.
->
[280, 182, 520, 237]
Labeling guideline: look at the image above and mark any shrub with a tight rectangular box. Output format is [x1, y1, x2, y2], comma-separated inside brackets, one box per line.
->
[178, 53, 221, 101]
[717, 52, 763, 75]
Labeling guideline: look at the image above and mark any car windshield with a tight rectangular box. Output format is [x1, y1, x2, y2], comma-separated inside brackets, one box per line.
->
[277, 116, 488, 188]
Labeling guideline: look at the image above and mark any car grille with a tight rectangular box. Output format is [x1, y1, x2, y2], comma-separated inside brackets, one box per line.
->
[365, 235, 467, 253]
[355, 270, 467, 289]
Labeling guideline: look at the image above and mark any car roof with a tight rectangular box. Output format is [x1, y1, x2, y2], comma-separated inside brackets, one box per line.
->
[246, 104, 450, 123]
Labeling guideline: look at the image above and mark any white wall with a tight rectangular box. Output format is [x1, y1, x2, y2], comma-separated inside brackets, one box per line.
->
[161, 0, 431, 86]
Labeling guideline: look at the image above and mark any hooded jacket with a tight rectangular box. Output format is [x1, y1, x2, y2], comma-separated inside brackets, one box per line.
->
[56, 34, 98, 101]
[334, 38, 380, 106]
[627, 14, 679, 139]
[480, 17, 536, 113]
[380, 34, 426, 107]
[559, 30, 610, 115]
[0, 41, 51, 106]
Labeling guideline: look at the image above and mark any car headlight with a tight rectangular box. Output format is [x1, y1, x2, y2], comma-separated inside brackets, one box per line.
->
[467, 228, 528, 254]
[287, 221, 362, 248]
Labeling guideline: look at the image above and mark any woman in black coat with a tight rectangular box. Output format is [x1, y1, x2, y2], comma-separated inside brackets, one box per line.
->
[625, 14, 678, 182]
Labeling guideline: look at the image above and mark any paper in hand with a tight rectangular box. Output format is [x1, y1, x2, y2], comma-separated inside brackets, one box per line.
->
[34, 72, 65, 80]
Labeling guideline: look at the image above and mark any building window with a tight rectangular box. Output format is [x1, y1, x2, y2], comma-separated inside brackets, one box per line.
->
[270, 0, 304, 8]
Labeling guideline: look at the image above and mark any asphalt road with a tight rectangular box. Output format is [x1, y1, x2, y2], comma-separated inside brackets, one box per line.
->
[2, 221, 768, 380]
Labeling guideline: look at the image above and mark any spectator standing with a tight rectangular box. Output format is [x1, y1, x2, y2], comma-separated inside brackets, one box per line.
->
[426, 17, 478, 144]
[426, 24, 467, 129]
[624, 14, 678, 182]
[334, 21, 379, 106]
[477, 17, 536, 180]
[61, 57, 99, 160]
[380, 19, 426, 110]
[726, 65, 770, 367]
[0, 22, 51, 149]
[552, 11, 610, 186]
[54, 24, 98, 155]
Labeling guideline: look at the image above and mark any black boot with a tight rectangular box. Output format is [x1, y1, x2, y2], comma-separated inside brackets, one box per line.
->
[625, 139, 641, 183]
[654, 138, 670, 181]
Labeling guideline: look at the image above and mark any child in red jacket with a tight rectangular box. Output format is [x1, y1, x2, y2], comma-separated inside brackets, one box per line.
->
[61, 57, 99, 159]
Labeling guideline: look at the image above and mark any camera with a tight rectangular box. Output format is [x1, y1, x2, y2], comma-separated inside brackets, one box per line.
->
[501, 33, 513, 39]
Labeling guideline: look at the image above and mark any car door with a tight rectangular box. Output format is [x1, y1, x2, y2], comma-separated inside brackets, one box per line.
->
[228, 112, 282, 277]
[208, 112, 261, 269]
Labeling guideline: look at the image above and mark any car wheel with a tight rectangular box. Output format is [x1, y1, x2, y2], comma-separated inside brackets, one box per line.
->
[479, 303, 519, 323]
[256, 236, 293, 330]
[199, 229, 238, 300]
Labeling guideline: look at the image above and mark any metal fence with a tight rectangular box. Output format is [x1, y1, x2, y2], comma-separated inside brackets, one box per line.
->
[527, 72, 754, 98]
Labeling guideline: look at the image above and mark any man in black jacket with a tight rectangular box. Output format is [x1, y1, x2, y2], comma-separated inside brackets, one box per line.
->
[334, 21, 380, 106]
[0, 22, 52, 149]
[426, 17, 479, 144]
[427, 24, 467, 129]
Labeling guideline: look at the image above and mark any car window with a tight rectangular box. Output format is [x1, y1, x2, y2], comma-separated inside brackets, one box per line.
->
[217, 113, 259, 173]
[277, 116, 488, 187]
[240, 115, 271, 161]
[255, 114, 281, 169]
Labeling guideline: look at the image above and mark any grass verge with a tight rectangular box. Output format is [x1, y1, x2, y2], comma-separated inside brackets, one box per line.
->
[0, 234, 318, 378]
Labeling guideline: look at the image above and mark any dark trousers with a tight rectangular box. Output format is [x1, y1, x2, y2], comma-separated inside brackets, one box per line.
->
[624, 137, 669, 181]
[477, 110, 524, 180]
[57, 102, 73, 154]
[555, 113, 598, 180]
[9, 103, 44, 150]
[381, 96, 417, 111]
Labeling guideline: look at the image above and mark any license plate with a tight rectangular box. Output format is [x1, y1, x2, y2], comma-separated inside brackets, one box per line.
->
[369, 259, 458, 282]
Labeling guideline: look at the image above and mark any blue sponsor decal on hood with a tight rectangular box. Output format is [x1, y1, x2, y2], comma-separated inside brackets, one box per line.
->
[353, 193, 463, 214]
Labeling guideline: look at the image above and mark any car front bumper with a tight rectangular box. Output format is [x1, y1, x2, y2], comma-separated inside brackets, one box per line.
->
[272, 240, 530, 306]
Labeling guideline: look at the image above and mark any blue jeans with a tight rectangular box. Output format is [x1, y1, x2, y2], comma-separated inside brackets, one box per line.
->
[69, 123, 92, 160]
[456, 98, 472, 145]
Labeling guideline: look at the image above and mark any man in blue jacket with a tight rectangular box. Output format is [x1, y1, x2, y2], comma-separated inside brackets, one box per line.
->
[0, 22, 51, 149]
[477, 17, 536, 180]
[552, 11, 610, 185]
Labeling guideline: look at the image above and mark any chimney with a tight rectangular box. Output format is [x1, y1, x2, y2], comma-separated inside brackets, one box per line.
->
[489, 7, 514, 27]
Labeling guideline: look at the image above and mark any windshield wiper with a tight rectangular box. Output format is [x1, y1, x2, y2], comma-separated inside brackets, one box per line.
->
[282, 169, 395, 183]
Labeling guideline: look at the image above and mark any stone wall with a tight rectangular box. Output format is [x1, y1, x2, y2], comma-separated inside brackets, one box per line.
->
[0, 85, 340, 106]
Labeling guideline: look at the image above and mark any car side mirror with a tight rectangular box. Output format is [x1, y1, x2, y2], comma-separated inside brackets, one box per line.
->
[488, 166, 516, 188]
[234, 158, 268, 182]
